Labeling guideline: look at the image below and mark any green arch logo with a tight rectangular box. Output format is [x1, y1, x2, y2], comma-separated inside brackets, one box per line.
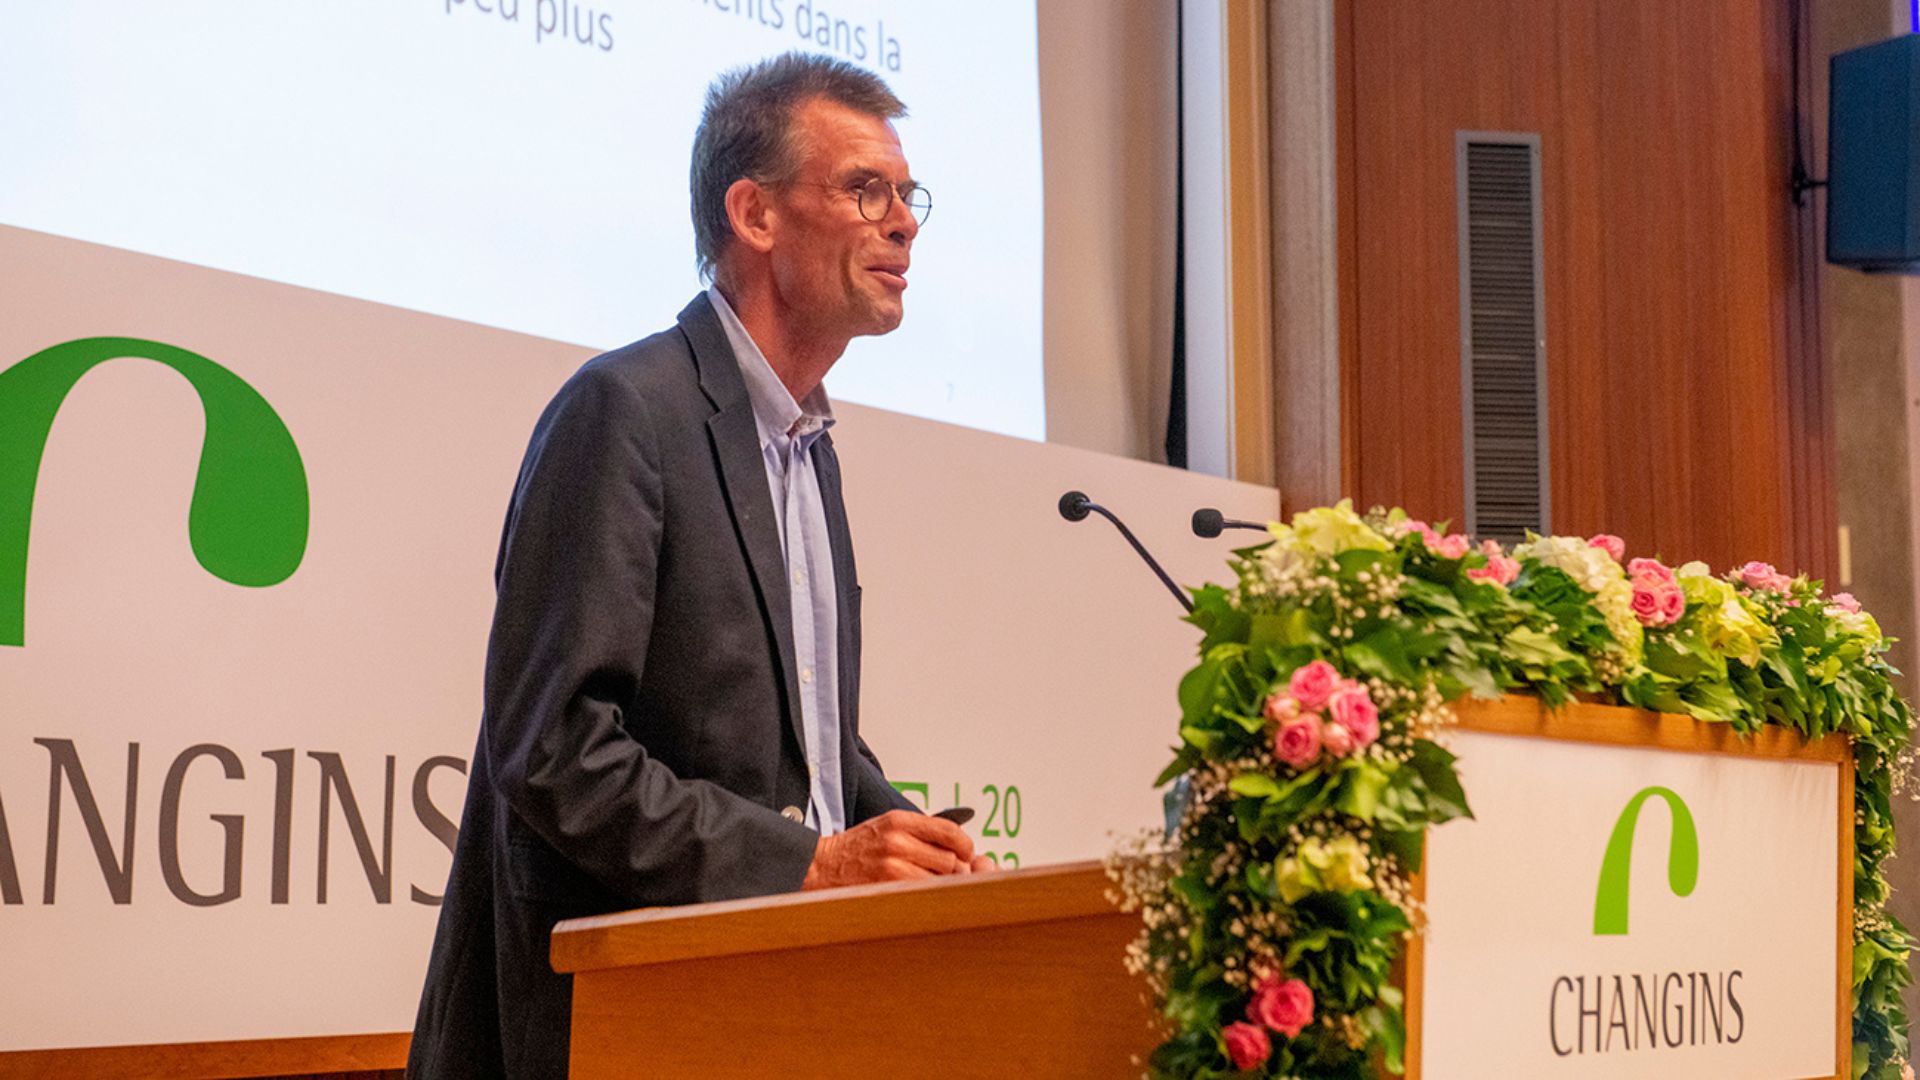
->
[1593, 785, 1699, 935]
[0, 337, 309, 647]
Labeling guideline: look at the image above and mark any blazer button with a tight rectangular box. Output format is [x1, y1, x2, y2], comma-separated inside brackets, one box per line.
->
[781, 805, 804, 823]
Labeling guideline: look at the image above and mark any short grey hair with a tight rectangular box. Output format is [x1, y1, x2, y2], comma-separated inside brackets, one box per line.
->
[690, 52, 907, 281]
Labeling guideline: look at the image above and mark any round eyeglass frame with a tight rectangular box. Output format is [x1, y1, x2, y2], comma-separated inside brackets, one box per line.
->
[853, 176, 932, 226]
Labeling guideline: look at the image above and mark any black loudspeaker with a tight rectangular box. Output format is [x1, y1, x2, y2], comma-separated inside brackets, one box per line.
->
[1829, 34, 1920, 272]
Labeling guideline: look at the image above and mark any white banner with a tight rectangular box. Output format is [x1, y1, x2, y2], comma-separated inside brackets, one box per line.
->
[0, 225, 1275, 1051]
[1420, 729, 1841, 1079]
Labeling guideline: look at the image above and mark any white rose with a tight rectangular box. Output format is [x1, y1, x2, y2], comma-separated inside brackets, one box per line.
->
[1519, 536, 1625, 594]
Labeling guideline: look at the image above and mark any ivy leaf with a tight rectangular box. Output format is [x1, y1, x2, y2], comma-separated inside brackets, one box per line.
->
[1362, 901, 1413, 937]
[1147, 1029, 1220, 1078]
[1233, 797, 1263, 843]
[1178, 725, 1218, 753]
[1503, 626, 1577, 667]
[1251, 609, 1320, 651]
[1341, 965, 1366, 1005]
[1177, 662, 1218, 728]
[1361, 1002, 1407, 1074]
[1679, 681, 1743, 724]
[1187, 584, 1247, 651]
[1404, 628, 1454, 662]
[1450, 662, 1502, 700]
[1335, 548, 1393, 577]
[1229, 773, 1284, 799]
[1855, 935, 1896, 988]
[1154, 748, 1196, 787]
[1379, 827, 1425, 873]
[1409, 739, 1473, 822]
[1767, 637, 1813, 700]
[1623, 670, 1688, 715]
[1400, 574, 1465, 616]
[1346, 628, 1418, 684]
[1645, 632, 1724, 682]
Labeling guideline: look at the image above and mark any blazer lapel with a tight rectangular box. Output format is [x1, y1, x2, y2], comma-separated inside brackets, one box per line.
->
[678, 294, 807, 762]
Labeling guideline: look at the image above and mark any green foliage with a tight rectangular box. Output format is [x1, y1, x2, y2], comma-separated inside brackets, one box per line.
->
[1121, 504, 1916, 1079]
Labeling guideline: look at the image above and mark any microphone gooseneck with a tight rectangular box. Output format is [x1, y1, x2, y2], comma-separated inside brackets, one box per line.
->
[1057, 490, 1193, 613]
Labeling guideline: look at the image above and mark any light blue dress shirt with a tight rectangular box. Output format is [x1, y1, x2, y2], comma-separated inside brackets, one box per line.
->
[707, 286, 846, 835]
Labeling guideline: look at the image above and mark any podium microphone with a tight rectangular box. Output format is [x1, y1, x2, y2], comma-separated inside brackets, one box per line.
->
[1190, 508, 1269, 538]
[1057, 491, 1193, 613]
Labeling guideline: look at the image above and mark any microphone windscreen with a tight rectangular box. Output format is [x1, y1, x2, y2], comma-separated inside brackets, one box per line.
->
[1058, 490, 1092, 522]
[1191, 508, 1225, 538]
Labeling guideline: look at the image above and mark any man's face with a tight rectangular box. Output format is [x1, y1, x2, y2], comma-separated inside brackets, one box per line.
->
[767, 97, 918, 343]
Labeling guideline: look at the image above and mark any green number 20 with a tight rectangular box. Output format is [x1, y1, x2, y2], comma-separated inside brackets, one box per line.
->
[981, 784, 1022, 839]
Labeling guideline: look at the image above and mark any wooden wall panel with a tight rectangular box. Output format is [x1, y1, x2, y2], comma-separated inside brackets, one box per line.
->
[1336, 0, 1362, 497]
[1339, 0, 1829, 575]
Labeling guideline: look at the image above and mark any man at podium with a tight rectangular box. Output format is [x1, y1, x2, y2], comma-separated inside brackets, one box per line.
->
[407, 53, 985, 1079]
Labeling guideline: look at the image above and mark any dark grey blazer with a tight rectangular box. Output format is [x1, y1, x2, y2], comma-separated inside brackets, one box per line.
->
[407, 294, 915, 1079]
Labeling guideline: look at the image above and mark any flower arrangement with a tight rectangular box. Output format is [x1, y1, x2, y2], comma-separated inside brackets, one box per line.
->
[1108, 500, 1917, 1080]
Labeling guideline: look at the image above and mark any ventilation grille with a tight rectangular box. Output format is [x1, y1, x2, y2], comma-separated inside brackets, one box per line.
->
[1458, 134, 1548, 545]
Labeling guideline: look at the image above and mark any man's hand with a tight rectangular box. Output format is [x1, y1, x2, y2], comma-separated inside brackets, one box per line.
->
[801, 810, 979, 890]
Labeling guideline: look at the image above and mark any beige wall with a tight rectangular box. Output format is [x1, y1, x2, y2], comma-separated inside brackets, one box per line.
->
[1037, 0, 1178, 462]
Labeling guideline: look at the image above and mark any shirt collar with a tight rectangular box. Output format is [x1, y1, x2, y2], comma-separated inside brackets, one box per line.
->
[707, 284, 835, 451]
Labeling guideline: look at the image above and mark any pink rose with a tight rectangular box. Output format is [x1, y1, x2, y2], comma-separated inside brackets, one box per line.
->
[1589, 534, 1626, 562]
[1263, 693, 1300, 723]
[1288, 660, 1342, 711]
[1630, 581, 1677, 627]
[1397, 519, 1468, 559]
[1398, 519, 1444, 551]
[1320, 718, 1355, 757]
[1222, 1022, 1271, 1071]
[1630, 585, 1663, 625]
[1327, 684, 1380, 748]
[1737, 561, 1791, 592]
[1631, 580, 1684, 627]
[1832, 592, 1862, 614]
[1480, 538, 1506, 557]
[1249, 976, 1315, 1038]
[1468, 554, 1520, 586]
[1274, 716, 1322, 769]
[1627, 557, 1675, 586]
[1659, 584, 1685, 624]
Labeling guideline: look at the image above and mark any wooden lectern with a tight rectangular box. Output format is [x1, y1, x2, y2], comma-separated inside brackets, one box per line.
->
[550, 861, 1160, 1078]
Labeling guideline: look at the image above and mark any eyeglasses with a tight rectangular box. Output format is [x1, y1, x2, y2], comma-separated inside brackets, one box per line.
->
[806, 176, 932, 226]
[858, 177, 930, 225]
